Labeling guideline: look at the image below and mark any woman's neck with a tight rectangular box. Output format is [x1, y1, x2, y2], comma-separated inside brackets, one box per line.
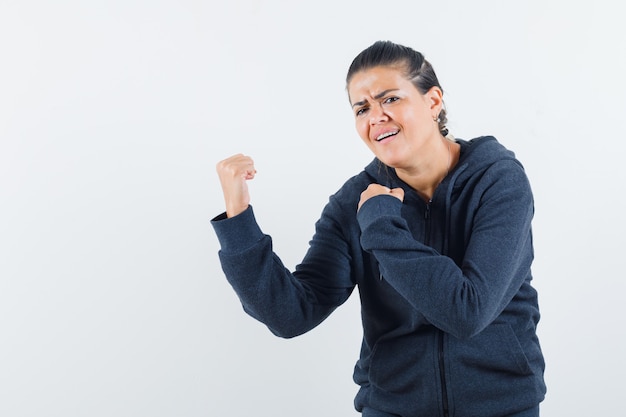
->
[396, 136, 459, 201]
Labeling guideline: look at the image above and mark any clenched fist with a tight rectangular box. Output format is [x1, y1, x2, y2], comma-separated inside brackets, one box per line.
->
[216, 154, 257, 218]
[358, 184, 404, 212]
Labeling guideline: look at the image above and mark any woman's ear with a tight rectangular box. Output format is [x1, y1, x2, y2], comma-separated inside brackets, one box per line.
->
[426, 86, 444, 112]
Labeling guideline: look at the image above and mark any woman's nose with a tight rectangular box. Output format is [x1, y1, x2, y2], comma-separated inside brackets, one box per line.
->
[369, 104, 388, 125]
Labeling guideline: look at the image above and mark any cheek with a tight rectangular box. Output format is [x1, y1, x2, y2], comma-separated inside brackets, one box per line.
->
[397, 111, 421, 132]
[355, 119, 369, 140]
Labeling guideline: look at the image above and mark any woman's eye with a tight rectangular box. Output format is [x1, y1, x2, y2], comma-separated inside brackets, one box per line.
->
[383, 97, 399, 104]
[356, 108, 368, 116]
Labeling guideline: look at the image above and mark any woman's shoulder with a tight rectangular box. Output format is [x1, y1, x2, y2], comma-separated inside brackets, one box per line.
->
[316, 161, 379, 219]
[456, 135, 526, 171]
[331, 159, 379, 194]
[330, 170, 371, 203]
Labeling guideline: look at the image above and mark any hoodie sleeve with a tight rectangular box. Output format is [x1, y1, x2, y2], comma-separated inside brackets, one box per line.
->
[211, 204, 355, 338]
[357, 159, 535, 339]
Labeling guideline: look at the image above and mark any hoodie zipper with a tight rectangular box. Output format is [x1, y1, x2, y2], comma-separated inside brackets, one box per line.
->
[425, 199, 450, 417]
[424, 200, 432, 237]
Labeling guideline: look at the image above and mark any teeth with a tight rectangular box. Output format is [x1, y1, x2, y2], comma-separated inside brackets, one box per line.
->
[377, 131, 398, 141]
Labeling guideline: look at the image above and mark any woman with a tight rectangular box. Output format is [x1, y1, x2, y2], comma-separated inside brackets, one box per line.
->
[211, 40, 546, 417]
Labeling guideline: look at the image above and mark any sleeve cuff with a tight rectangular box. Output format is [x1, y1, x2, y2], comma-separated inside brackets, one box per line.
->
[210, 205, 265, 253]
[356, 194, 403, 231]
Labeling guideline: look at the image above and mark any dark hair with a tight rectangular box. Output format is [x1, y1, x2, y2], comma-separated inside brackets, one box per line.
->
[346, 40, 448, 136]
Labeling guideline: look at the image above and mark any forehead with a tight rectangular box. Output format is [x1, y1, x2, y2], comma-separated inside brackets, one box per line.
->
[348, 65, 414, 101]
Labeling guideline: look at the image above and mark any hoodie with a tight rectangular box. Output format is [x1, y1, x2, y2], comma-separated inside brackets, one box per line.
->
[211, 136, 546, 417]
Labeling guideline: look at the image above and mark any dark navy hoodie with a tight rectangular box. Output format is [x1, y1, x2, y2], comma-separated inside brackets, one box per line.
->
[211, 136, 546, 416]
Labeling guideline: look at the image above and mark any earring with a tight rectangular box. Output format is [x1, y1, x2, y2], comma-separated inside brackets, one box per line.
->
[433, 116, 440, 123]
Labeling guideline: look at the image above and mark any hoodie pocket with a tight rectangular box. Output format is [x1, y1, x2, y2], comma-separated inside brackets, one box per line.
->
[454, 323, 532, 376]
[448, 324, 543, 416]
[368, 333, 433, 394]
[499, 324, 533, 375]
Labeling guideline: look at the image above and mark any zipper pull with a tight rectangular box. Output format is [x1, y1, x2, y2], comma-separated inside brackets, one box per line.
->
[425, 200, 432, 219]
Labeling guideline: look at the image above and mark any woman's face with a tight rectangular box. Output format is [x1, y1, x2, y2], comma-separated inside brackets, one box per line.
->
[347, 65, 443, 169]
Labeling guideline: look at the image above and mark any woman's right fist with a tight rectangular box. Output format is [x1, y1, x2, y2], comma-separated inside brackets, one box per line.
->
[216, 154, 257, 218]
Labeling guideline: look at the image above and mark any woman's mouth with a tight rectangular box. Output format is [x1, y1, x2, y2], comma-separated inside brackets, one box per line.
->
[376, 130, 399, 142]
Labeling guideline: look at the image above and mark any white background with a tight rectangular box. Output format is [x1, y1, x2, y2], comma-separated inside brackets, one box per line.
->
[1, 1, 624, 416]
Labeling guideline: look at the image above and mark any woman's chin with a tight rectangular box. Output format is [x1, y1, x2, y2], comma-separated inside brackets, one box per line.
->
[376, 154, 403, 168]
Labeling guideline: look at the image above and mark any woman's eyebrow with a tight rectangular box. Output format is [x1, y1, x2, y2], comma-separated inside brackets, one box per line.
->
[351, 89, 399, 108]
